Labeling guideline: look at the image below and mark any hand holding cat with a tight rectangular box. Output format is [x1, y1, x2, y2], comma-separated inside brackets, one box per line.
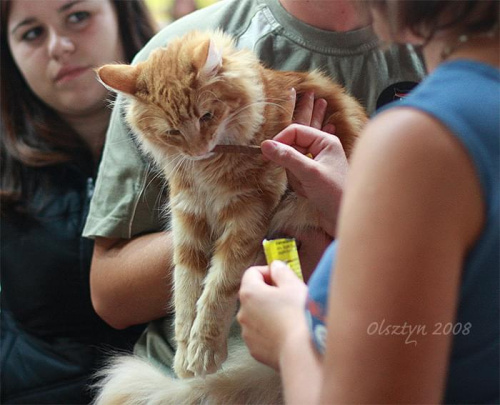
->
[237, 260, 309, 371]
[291, 90, 336, 133]
[261, 126, 347, 238]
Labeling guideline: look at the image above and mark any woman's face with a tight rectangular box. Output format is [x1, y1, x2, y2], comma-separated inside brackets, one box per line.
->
[8, 0, 125, 117]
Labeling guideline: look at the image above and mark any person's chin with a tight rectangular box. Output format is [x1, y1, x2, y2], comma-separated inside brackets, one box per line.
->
[55, 95, 107, 116]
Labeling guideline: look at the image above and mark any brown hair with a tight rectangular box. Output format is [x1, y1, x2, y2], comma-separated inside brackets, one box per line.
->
[0, 0, 157, 210]
[366, 0, 498, 42]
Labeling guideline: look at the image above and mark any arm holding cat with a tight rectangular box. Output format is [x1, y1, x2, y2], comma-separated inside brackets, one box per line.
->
[90, 232, 173, 329]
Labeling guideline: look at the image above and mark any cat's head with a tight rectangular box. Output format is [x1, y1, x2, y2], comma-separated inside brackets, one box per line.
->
[97, 30, 264, 160]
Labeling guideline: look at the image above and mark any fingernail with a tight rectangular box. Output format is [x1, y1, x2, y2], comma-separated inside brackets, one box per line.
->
[270, 260, 287, 270]
[261, 140, 278, 152]
[260, 140, 278, 161]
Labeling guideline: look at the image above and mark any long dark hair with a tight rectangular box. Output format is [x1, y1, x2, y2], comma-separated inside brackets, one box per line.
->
[0, 0, 156, 210]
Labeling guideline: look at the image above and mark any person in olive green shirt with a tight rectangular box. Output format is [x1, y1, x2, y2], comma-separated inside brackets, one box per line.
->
[84, 0, 425, 370]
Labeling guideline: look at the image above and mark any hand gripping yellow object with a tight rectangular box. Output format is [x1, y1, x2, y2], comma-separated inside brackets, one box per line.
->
[262, 238, 303, 280]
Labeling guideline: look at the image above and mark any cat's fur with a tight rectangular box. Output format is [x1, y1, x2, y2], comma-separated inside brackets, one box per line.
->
[94, 335, 283, 405]
[94, 30, 367, 404]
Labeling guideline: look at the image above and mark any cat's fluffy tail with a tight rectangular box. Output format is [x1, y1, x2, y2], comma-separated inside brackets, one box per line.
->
[92, 341, 282, 405]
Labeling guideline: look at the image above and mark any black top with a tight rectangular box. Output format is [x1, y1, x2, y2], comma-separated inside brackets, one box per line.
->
[1, 164, 144, 403]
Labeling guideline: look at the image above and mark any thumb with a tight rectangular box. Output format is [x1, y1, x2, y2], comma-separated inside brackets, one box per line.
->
[269, 260, 302, 287]
[261, 140, 314, 174]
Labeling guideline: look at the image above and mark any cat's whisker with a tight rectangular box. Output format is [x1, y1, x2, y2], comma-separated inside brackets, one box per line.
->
[105, 97, 116, 110]
[198, 90, 225, 104]
[165, 156, 181, 177]
[223, 98, 289, 137]
[143, 165, 171, 219]
[107, 137, 138, 146]
[198, 91, 230, 112]
[223, 99, 291, 126]
[256, 99, 293, 113]
[167, 154, 190, 182]
[104, 92, 131, 110]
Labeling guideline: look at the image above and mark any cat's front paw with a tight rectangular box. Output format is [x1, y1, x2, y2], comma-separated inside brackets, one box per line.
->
[186, 337, 227, 376]
[173, 342, 195, 379]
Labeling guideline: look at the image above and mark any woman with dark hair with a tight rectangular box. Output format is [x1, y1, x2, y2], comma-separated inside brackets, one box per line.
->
[238, 1, 499, 403]
[0, 1, 156, 403]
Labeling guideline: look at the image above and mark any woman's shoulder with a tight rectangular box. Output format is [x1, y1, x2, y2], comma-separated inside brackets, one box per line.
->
[372, 61, 499, 197]
[401, 60, 500, 123]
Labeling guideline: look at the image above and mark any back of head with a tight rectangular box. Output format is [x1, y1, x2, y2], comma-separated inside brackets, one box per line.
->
[364, 0, 498, 41]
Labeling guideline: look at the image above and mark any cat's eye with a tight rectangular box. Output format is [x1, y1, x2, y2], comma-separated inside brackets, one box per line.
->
[166, 129, 181, 135]
[200, 112, 213, 122]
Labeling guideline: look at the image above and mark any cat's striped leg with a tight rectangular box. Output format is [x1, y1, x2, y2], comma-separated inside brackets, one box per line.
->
[171, 209, 211, 379]
[186, 200, 271, 376]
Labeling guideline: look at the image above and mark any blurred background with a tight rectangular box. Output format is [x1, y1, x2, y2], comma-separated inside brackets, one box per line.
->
[145, 0, 220, 26]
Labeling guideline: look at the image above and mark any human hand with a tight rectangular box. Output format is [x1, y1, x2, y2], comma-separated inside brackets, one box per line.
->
[263, 89, 347, 237]
[237, 261, 308, 371]
[291, 89, 336, 133]
[261, 124, 348, 238]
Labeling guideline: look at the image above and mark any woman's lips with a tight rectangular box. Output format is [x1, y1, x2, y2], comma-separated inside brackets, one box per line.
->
[55, 66, 89, 83]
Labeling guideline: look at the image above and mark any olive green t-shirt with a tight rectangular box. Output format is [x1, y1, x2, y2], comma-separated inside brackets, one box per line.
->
[83, 0, 425, 240]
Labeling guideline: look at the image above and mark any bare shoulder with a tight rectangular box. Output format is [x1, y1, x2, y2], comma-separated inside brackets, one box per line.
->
[343, 106, 484, 249]
[355, 107, 468, 168]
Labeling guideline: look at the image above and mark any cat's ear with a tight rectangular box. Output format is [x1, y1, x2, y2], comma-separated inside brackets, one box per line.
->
[96, 64, 140, 95]
[194, 38, 222, 78]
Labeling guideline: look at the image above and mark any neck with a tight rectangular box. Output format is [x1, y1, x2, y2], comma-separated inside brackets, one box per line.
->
[279, 0, 370, 31]
[423, 32, 500, 72]
[61, 107, 110, 163]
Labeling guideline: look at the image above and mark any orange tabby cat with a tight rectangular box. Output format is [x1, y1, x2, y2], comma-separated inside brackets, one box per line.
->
[95, 29, 366, 401]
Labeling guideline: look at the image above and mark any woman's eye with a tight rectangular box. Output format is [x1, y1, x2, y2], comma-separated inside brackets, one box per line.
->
[67, 11, 90, 25]
[22, 26, 43, 42]
[200, 112, 213, 122]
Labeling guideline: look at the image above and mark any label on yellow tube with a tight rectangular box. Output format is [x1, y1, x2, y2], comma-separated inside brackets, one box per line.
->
[262, 238, 303, 280]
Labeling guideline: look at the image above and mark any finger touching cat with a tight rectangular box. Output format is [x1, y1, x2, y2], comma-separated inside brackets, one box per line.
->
[261, 139, 316, 174]
[270, 124, 341, 157]
[293, 91, 333, 133]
